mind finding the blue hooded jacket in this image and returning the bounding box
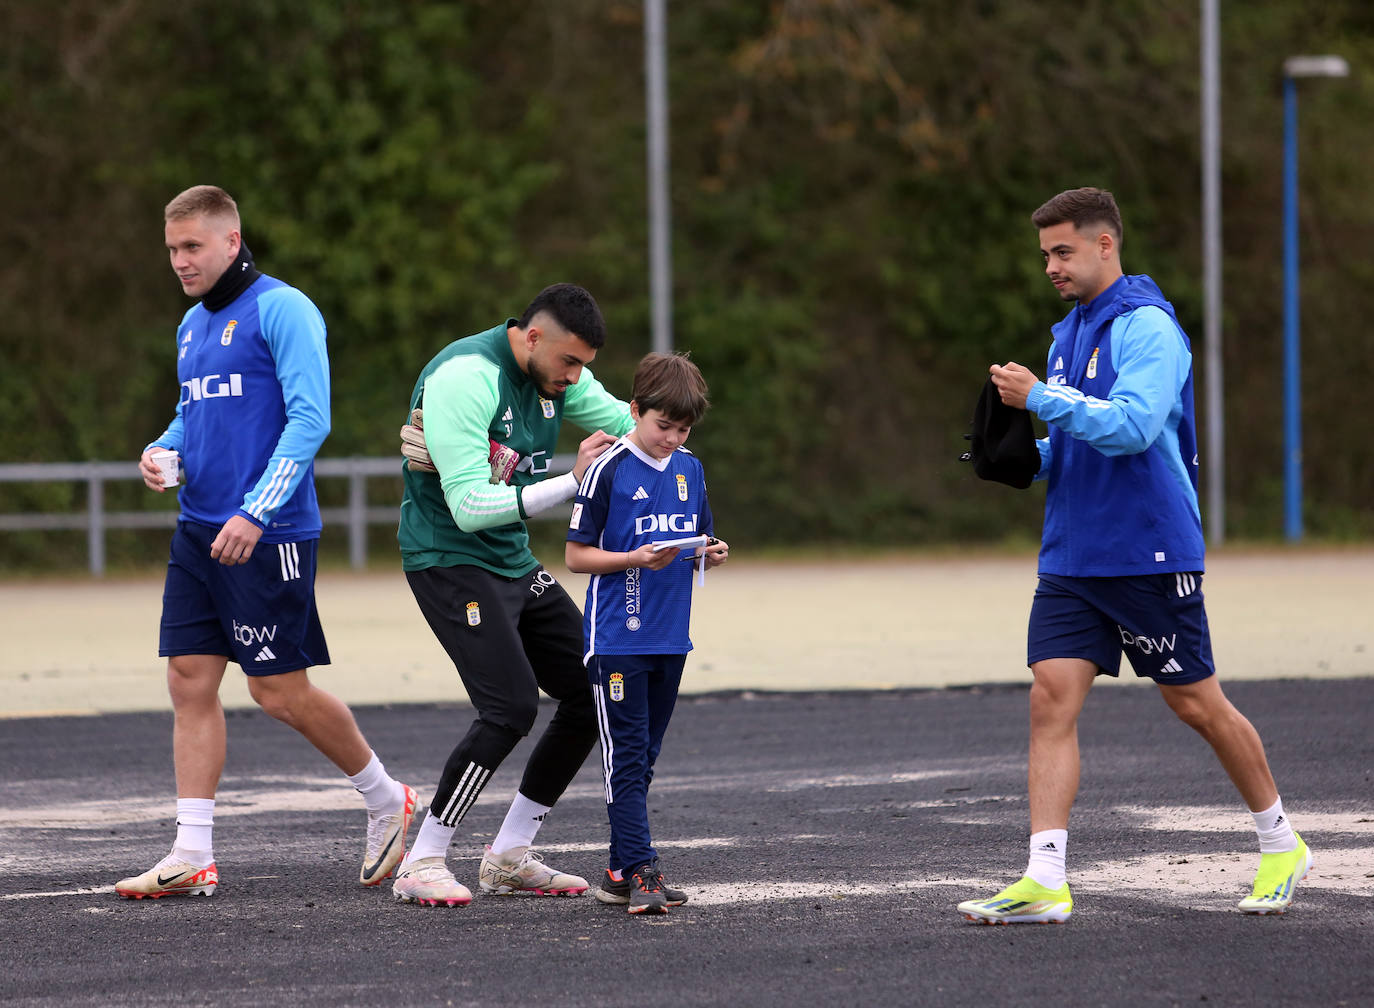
[1025,274,1204,577]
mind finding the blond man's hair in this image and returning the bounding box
[164,185,240,229]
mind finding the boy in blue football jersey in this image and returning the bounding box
[565,352,729,914]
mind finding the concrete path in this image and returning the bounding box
[2,547,1370,717]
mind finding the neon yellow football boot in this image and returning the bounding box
[958,875,1072,924]
[1238,833,1312,914]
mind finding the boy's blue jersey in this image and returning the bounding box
[148,275,330,542]
[567,439,713,661]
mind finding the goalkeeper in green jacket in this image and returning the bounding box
[391,283,634,907]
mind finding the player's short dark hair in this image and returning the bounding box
[631,352,710,426]
[1031,187,1123,245]
[518,283,607,348]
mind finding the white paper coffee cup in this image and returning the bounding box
[151,449,180,488]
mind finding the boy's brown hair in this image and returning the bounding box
[631,352,710,426]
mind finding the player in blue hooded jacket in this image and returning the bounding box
[115,186,415,900]
[958,187,1310,924]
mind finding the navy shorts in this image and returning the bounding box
[159,520,330,675]
[1027,572,1215,685]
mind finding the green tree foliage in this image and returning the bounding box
[2,0,1372,570]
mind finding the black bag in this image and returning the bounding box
[960,377,1040,489]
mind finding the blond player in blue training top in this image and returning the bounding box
[117,186,415,899]
[565,352,729,915]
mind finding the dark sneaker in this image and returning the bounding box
[594,862,687,907]
[627,865,668,915]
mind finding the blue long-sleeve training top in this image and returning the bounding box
[148,274,330,542]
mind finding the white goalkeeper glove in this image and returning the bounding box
[399,407,522,484]
[400,408,437,474]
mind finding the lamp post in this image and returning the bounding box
[1201,0,1223,543]
[1281,54,1348,541]
[645,0,672,354]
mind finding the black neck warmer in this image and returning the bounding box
[202,241,262,312]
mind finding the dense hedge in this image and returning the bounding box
[2,1,1371,570]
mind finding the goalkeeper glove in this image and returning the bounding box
[399,408,437,474]
[399,407,522,484]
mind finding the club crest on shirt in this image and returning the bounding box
[608,673,625,702]
[539,397,556,419]
[465,601,481,627]
[1086,346,1099,379]
[221,320,238,346]
[676,474,688,501]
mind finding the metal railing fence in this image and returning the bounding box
[0,456,571,576]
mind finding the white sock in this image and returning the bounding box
[347,752,403,816]
[1252,797,1297,854]
[490,792,553,855]
[406,810,457,865]
[173,798,215,865]
[1025,829,1068,889]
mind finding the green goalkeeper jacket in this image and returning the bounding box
[398,321,632,576]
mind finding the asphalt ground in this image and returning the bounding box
[1,679,1371,1008]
